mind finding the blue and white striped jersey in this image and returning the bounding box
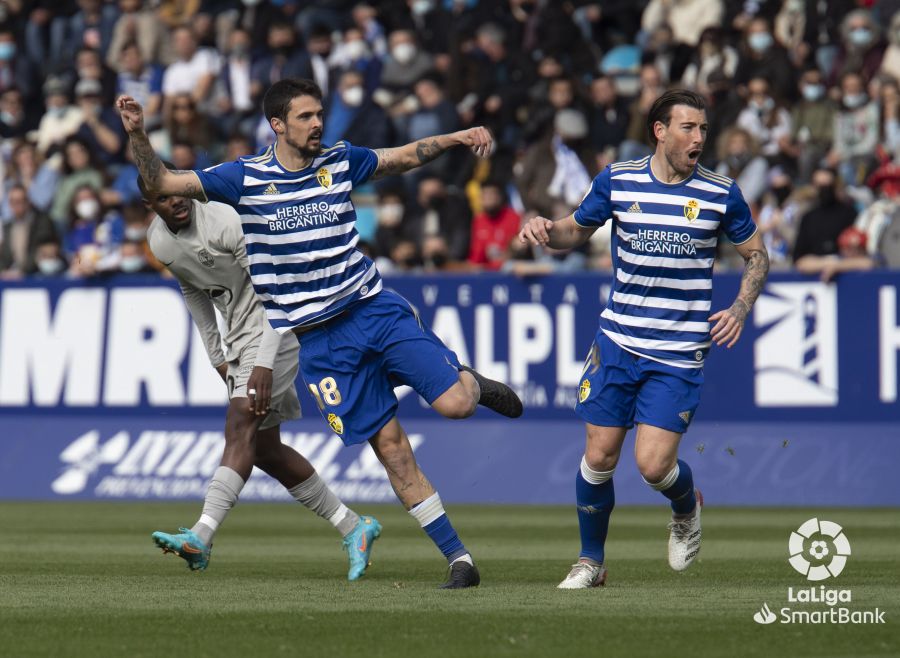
[195,141,381,333]
[575,156,758,368]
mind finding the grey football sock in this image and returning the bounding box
[191,466,245,545]
[288,473,360,538]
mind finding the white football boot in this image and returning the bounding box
[557,561,608,589]
[667,489,703,571]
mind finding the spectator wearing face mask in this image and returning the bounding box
[115,41,163,128]
[324,69,393,149]
[792,167,857,262]
[735,76,792,161]
[373,29,434,116]
[330,26,382,94]
[734,17,797,103]
[0,87,33,140]
[468,181,521,271]
[0,25,39,108]
[779,67,836,184]
[64,184,123,277]
[407,175,471,262]
[117,239,155,274]
[826,10,885,88]
[715,127,770,209]
[826,71,879,187]
[31,238,68,277]
[373,187,409,260]
[49,136,104,230]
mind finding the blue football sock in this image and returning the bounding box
[576,462,615,564]
[409,493,467,563]
[423,514,467,563]
[657,459,697,515]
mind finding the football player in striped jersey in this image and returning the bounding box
[520,89,769,589]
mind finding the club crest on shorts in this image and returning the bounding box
[197,248,214,268]
[316,167,332,188]
[684,198,700,222]
[327,413,343,435]
[578,379,591,403]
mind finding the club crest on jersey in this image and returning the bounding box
[327,413,343,435]
[578,379,591,403]
[684,199,700,222]
[316,167,332,188]
[197,249,214,268]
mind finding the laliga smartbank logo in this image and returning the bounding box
[753,518,885,626]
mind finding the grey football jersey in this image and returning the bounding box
[147,200,288,368]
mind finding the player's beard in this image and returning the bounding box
[665,143,701,179]
[285,132,322,160]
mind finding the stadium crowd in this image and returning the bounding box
[1,0,899,281]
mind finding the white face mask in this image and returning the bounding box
[344,39,368,61]
[75,198,100,220]
[341,85,364,107]
[391,43,417,65]
[120,255,146,273]
[378,202,404,226]
[412,0,434,16]
[125,226,147,242]
[37,258,64,275]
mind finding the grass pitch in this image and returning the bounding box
[0,503,897,658]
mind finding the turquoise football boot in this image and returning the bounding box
[342,516,382,581]
[152,527,211,571]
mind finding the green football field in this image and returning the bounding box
[0,502,896,658]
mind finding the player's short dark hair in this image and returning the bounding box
[263,78,323,123]
[137,160,176,199]
[646,89,706,146]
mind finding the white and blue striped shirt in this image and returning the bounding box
[195,141,381,333]
[575,157,758,368]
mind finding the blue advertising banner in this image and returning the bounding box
[0,273,897,504]
[0,416,895,505]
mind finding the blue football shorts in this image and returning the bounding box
[574,330,704,434]
[297,289,462,445]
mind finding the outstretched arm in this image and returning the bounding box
[116,95,205,200]
[372,126,493,179]
[518,214,597,250]
[709,231,769,348]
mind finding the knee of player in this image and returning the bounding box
[435,386,477,419]
[225,406,259,444]
[638,460,676,487]
[583,450,618,473]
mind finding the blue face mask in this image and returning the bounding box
[849,27,872,47]
[0,42,16,61]
[748,32,773,52]
[802,84,825,101]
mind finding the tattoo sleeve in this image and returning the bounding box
[373,137,450,178]
[129,131,204,200]
[730,248,770,324]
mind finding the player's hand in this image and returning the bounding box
[115,95,145,133]
[246,366,272,416]
[518,215,554,246]
[215,363,228,383]
[455,126,493,158]
[709,300,749,348]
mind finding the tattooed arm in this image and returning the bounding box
[115,95,205,200]
[372,126,493,179]
[709,231,769,348]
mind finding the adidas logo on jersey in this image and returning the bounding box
[263,183,279,195]
[627,201,642,214]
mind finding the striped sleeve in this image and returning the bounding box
[574,166,612,227]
